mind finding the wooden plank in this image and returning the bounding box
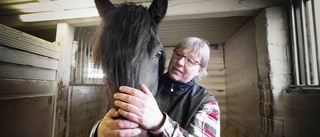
[0,24,58,51]
[200,76,225,83]
[198,82,226,91]
[0,96,54,136]
[207,69,225,76]
[0,78,56,95]
[209,58,224,64]
[0,0,34,4]
[206,63,224,69]
[0,93,55,100]
[0,46,58,70]
[0,33,58,54]
[0,36,59,59]
[0,63,56,80]
[0,24,59,59]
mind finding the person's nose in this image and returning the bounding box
[177,56,185,66]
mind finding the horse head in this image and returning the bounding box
[93,0,167,109]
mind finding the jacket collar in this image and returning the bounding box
[162,73,195,95]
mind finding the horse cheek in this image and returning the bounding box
[140,58,158,94]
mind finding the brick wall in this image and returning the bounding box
[255,7,290,136]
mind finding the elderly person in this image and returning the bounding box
[92,37,220,137]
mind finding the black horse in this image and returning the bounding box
[93,0,167,109]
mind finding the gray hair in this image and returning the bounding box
[174,37,210,79]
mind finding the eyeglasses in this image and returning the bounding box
[172,49,201,66]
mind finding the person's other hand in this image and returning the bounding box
[114,84,165,130]
[97,108,142,137]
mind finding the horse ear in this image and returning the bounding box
[148,0,168,24]
[95,0,115,17]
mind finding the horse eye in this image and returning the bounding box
[154,51,162,60]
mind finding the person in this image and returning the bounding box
[90,37,220,137]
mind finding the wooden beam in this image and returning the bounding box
[0,24,59,59]
[0,0,286,29]
[0,78,55,98]
[0,46,58,70]
[0,0,35,4]
[0,63,57,80]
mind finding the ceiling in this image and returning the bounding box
[0,0,285,46]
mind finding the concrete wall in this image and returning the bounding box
[283,89,320,136]
[224,18,261,137]
[224,6,290,137]
[255,7,290,137]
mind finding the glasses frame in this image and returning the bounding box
[172,49,202,67]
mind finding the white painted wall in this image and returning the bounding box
[255,6,290,136]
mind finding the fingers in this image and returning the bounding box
[115,85,153,106]
[98,109,142,137]
[99,126,142,137]
[115,87,144,110]
[101,108,139,129]
[106,108,119,118]
[140,84,153,97]
[117,108,143,124]
[108,128,142,137]
[118,86,146,98]
[114,100,140,113]
[114,85,160,129]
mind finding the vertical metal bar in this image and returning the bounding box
[311,0,320,85]
[290,2,300,85]
[88,33,92,80]
[306,0,319,85]
[84,30,88,83]
[296,0,307,85]
[89,33,92,80]
[83,30,87,83]
[300,0,311,85]
[79,28,85,83]
[74,28,80,84]
[70,41,78,84]
[76,28,82,84]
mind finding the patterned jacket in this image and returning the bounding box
[150,73,220,137]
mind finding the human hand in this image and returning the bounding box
[97,108,142,137]
[114,84,165,130]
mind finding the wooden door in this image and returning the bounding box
[0,24,59,137]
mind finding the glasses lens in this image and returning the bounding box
[185,57,195,66]
[173,51,182,59]
[173,50,200,66]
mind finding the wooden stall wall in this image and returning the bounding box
[66,27,108,137]
[0,24,59,137]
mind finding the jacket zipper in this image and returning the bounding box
[170,83,174,92]
[164,83,174,112]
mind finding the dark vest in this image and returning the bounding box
[155,73,216,129]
